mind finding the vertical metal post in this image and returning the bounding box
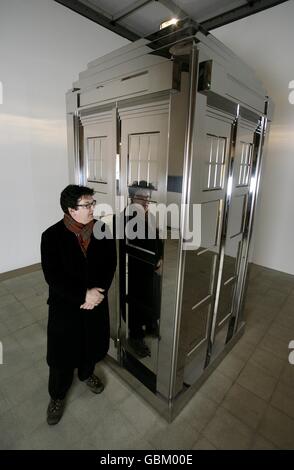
[169,42,199,405]
[205,106,239,364]
[232,114,267,334]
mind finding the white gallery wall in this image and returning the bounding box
[213,0,294,275]
[0,0,128,273]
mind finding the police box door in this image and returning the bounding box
[118,99,169,387]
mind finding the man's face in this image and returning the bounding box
[133,194,150,213]
[69,195,95,225]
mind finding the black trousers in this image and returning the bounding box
[49,363,95,400]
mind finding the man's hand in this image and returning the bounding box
[80,301,96,310]
[80,288,105,310]
[86,287,105,304]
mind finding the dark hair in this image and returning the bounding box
[60,184,94,214]
[128,180,155,199]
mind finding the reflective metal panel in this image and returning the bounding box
[180,200,220,363]
[118,100,169,388]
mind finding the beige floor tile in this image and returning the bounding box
[0,336,33,382]
[1,364,46,406]
[95,363,133,406]
[266,279,294,295]
[0,300,26,318]
[245,290,286,313]
[0,391,11,417]
[0,409,24,449]
[30,304,48,321]
[38,318,48,332]
[192,435,216,450]
[13,387,49,435]
[275,308,294,329]
[121,437,154,450]
[0,284,9,297]
[119,393,166,437]
[85,409,141,450]
[202,407,254,449]
[197,370,233,404]
[23,414,87,450]
[177,391,218,432]
[69,436,97,450]
[245,306,276,327]
[230,337,256,362]
[82,436,150,452]
[0,320,10,339]
[249,347,285,379]
[146,419,199,450]
[274,320,294,336]
[0,294,18,308]
[215,353,246,381]
[6,437,38,450]
[263,288,288,307]
[258,268,292,283]
[242,325,268,346]
[68,389,114,435]
[249,434,277,450]
[222,383,267,429]
[247,279,272,296]
[259,406,294,449]
[237,361,277,401]
[33,358,49,382]
[267,323,294,343]
[248,264,262,280]
[280,364,294,388]
[259,333,289,361]
[14,287,38,301]
[2,307,36,333]
[12,323,46,362]
[283,293,294,306]
[32,283,48,297]
[20,294,47,310]
[271,382,294,420]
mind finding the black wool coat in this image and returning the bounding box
[41,219,117,368]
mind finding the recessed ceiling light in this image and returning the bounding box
[160,18,179,30]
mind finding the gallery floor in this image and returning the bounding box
[0,264,294,450]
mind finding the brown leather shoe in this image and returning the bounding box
[47,398,65,425]
[86,374,104,394]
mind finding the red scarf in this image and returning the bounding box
[64,213,94,257]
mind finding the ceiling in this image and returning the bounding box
[54,0,288,40]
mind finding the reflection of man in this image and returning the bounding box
[41,185,116,425]
[123,181,163,358]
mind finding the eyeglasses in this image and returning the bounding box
[76,199,96,210]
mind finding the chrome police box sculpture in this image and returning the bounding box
[66,19,270,420]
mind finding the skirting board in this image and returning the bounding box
[0,263,42,281]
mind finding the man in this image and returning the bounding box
[121,181,163,358]
[41,185,116,425]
